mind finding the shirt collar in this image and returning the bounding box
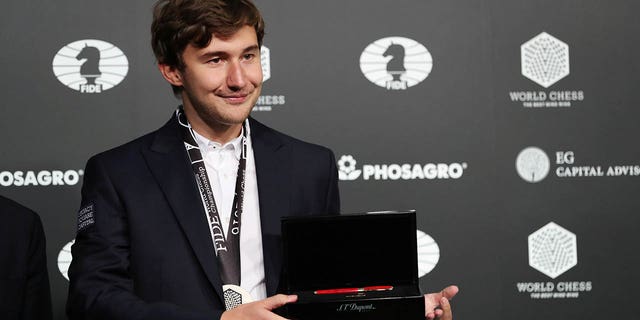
[191,120,250,160]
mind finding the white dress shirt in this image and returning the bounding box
[192,121,267,301]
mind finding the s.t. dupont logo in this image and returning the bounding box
[337,303,376,313]
[52,39,129,93]
[360,37,433,90]
[515,147,550,183]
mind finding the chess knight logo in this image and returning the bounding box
[52,39,129,93]
[360,37,433,90]
[521,32,570,88]
[528,222,578,279]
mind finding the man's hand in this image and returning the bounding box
[424,285,458,320]
[220,294,297,320]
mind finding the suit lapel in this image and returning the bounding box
[141,116,225,301]
[250,118,291,296]
[140,115,290,300]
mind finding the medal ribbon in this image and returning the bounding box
[176,107,248,309]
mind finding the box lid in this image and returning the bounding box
[280,211,419,293]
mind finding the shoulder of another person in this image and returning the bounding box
[0,196,39,225]
[0,196,43,246]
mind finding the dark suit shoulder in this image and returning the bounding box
[0,195,45,272]
[249,117,334,155]
[0,195,39,228]
[83,115,182,174]
[87,128,159,164]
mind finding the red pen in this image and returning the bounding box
[313,285,394,295]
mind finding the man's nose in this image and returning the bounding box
[226,60,246,90]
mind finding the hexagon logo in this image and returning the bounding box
[260,46,270,82]
[528,222,577,279]
[521,32,569,88]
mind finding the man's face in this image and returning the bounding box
[165,25,262,132]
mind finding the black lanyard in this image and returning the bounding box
[177,107,247,287]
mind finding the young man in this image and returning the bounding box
[67,1,456,319]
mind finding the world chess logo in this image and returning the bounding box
[528,222,577,279]
[360,37,433,90]
[521,32,570,88]
[516,147,550,183]
[260,46,270,82]
[52,39,129,93]
[337,155,362,181]
[224,288,243,310]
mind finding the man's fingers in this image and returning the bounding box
[424,286,458,319]
[440,285,459,300]
[262,294,298,310]
[439,297,452,320]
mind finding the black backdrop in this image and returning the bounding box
[2,1,639,319]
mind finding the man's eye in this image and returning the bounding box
[208,58,222,64]
[243,54,255,60]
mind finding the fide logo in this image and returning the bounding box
[516,147,550,183]
[360,37,433,90]
[528,222,577,279]
[58,240,74,280]
[417,230,440,277]
[337,155,362,180]
[521,32,569,88]
[260,46,270,82]
[52,39,129,93]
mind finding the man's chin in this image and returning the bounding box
[215,109,253,126]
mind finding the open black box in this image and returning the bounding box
[276,211,425,319]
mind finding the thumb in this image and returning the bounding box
[262,294,298,310]
[441,285,459,300]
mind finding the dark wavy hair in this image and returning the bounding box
[151,0,265,93]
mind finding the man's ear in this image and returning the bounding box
[158,63,183,87]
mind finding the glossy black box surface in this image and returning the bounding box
[277,211,425,319]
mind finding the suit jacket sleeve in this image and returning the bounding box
[66,156,221,320]
[22,212,53,320]
[0,197,52,320]
[325,150,340,215]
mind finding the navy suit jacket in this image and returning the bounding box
[67,115,340,320]
[0,196,52,320]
